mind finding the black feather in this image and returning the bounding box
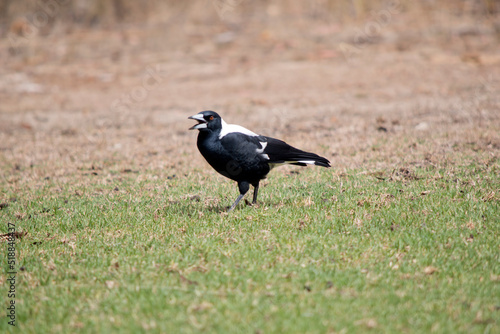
[263,137,331,168]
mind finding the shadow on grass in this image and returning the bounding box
[162,198,288,216]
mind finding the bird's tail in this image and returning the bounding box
[283,151,331,168]
[264,138,331,168]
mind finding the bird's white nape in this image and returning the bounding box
[219,119,259,139]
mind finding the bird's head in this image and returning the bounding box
[188,111,222,131]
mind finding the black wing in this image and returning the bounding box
[220,132,330,168]
[262,137,331,167]
[219,133,268,162]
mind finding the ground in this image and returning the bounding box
[0,2,499,333]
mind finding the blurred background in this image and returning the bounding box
[0,0,499,178]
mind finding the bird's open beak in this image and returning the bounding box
[188,114,207,130]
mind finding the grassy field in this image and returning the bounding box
[1,0,500,332]
[1,152,499,333]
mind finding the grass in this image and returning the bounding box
[1,156,499,333]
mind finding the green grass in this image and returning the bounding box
[1,160,499,333]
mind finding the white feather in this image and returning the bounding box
[219,119,259,139]
[269,160,316,169]
[256,141,268,153]
[296,160,316,165]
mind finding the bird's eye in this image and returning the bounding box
[209,116,214,121]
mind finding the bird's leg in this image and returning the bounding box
[228,181,249,212]
[228,194,245,212]
[252,182,260,204]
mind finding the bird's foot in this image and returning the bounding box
[244,199,259,207]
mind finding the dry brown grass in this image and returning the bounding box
[0,1,499,196]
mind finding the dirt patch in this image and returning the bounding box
[0,3,499,194]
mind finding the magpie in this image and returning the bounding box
[189,111,331,212]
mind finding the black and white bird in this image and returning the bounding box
[189,111,331,211]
